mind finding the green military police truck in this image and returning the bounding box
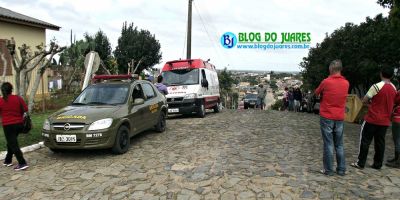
[42,75,167,154]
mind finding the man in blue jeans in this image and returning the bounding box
[315,60,349,176]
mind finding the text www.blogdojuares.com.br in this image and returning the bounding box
[236,43,310,50]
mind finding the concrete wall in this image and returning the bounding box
[0,21,50,96]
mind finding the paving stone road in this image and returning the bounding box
[1,110,400,199]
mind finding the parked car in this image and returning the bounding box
[42,75,167,154]
[243,93,258,109]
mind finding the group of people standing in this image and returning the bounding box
[316,59,400,176]
[282,87,304,112]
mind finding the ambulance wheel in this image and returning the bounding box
[112,126,130,154]
[213,102,220,113]
[198,102,206,118]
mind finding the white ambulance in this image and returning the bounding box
[161,59,221,117]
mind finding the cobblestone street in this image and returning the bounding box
[1,110,400,199]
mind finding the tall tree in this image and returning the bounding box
[58,39,89,92]
[7,38,65,111]
[377,0,400,31]
[218,68,236,108]
[301,13,400,95]
[84,30,112,62]
[27,41,65,111]
[114,22,162,74]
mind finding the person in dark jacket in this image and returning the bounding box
[288,88,294,111]
[293,87,302,112]
[0,82,29,171]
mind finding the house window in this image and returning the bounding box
[0,39,13,76]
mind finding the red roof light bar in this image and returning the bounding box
[92,74,134,81]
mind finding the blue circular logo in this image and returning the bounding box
[220,32,237,49]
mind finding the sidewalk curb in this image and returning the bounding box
[0,141,45,161]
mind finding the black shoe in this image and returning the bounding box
[387,152,399,163]
[386,161,400,168]
[387,158,396,163]
[370,164,381,170]
[337,171,346,176]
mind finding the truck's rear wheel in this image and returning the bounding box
[213,102,220,113]
[198,102,206,118]
[112,126,130,154]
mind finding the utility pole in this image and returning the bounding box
[186,0,193,59]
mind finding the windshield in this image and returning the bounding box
[72,84,129,105]
[162,69,199,86]
[245,94,257,99]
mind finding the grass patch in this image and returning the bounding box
[1,93,76,152]
[0,112,54,151]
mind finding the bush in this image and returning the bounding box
[271,99,284,111]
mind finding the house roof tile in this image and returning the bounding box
[0,7,60,30]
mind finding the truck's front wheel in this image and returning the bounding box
[197,102,206,118]
[112,126,130,154]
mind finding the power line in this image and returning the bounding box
[193,2,226,65]
[197,4,234,67]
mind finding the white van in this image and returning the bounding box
[161,59,221,117]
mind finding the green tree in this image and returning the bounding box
[84,30,112,62]
[114,22,162,74]
[218,68,235,92]
[377,0,400,28]
[270,80,278,90]
[218,68,236,108]
[58,39,90,92]
[300,13,400,95]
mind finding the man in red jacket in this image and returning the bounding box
[352,67,397,170]
[315,60,349,176]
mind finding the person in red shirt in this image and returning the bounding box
[315,59,349,176]
[387,90,400,168]
[0,82,29,171]
[351,67,397,170]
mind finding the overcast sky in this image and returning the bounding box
[1,0,389,71]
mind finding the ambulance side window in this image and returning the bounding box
[201,69,209,88]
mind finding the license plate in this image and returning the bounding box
[168,108,179,113]
[56,135,77,143]
[250,102,255,105]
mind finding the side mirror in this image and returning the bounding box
[201,79,209,88]
[132,98,145,106]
